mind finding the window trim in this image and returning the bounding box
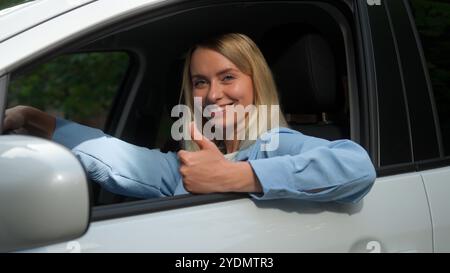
[384,0,415,163]
[376,156,450,177]
[91,193,247,222]
[0,74,9,133]
[376,162,417,178]
[354,0,380,167]
[416,157,450,171]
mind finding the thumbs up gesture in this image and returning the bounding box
[178,122,229,193]
[177,122,262,194]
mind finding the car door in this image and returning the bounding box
[1,0,434,253]
[406,0,450,252]
[421,167,450,252]
[21,175,430,253]
[377,0,450,253]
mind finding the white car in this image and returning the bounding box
[0,0,449,253]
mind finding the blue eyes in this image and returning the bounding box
[223,75,235,81]
[193,80,206,88]
[193,75,235,88]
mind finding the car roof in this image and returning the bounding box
[0,0,97,43]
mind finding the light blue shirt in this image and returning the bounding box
[52,118,376,203]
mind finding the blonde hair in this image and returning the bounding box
[181,33,288,152]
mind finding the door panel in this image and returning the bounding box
[421,166,450,252]
[26,174,432,252]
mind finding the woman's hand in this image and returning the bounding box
[3,106,27,134]
[178,123,262,194]
[3,105,56,139]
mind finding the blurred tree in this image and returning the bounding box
[0,0,31,10]
[8,52,130,129]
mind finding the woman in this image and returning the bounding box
[3,33,376,203]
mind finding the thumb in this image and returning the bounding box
[190,122,218,151]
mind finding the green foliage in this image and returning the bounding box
[411,0,450,154]
[0,0,31,10]
[8,52,129,127]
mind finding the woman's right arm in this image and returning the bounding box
[3,105,181,199]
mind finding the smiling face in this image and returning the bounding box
[190,47,254,129]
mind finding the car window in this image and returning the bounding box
[410,0,450,157]
[7,52,129,130]
[367,3,413,166]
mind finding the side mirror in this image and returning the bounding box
[0,135,90,252]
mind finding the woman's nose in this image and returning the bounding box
[206,81,223,104]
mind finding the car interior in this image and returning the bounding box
[14,2,356,206]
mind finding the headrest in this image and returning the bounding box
[271,33,337,114]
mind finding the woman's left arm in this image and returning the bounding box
[246,130,377,203]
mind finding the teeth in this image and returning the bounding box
[222,103,235,108]
[209,106,223,113]
[210,103,235,113]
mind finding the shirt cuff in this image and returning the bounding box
[247,156,297,200]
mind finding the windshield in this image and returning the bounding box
[0,0,34,12]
